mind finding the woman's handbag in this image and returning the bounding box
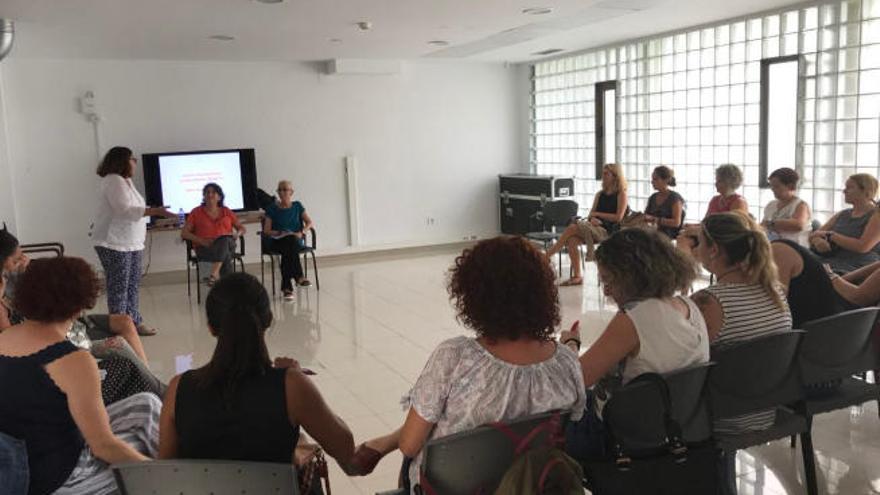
[295,443,331,495]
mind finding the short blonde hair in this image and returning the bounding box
[715,164,743,191]
[849,173,878,200]
[277,180,293,192]
[603,163,627,193]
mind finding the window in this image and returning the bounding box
[595,81,619,178]
[531,1,880,221]
[760,56,800,186]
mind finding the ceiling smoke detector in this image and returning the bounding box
[356,21,373,31]
[209,35,236,41]
[522,7,553,15]
[427,40,450,46]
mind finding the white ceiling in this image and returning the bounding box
[0,0,809,64]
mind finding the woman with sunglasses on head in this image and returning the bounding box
[92,146,176,336]
[263,181,314,301]
[181,183,247,286]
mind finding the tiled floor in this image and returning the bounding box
[120,245,880,494]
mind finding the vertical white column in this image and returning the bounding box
[0,65,18,232]
[345,155,360,246]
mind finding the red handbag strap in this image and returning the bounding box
[537,458,565,493]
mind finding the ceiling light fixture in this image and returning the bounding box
[532,48,564,56]
[254,0,285,4]
[329,38,342,43]
[209,35,236,41]
[522,7,553,15]
[427,40,449,46]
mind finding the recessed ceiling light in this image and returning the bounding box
[532,48,564,56]
[522,7,553,15]
[254,0,285,4]
[428,40,450,47]
[209,35,236,41]
[329,38,343,43]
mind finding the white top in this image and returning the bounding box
[403,336,586,491]
[90,174,148,251]
[763,197,809,247]
[621,297,710,384]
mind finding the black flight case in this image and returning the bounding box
[499,174,575,235]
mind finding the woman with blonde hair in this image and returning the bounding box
[689,211,792,434]
[809,173,880,273]
[262,180,314,301]
[546,163,629,286]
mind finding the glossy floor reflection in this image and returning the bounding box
[118,246,879,494]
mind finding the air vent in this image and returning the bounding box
[532,48,564,56]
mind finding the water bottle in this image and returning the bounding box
[177,208,186,228]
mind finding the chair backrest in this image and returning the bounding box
[541,200,579,230]
[419,411,563,495]
[603,362,714,451]
[112,460,299,495]
[20,242,64,258]
[799,307,880,385]
[708,330,805,419]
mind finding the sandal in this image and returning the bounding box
[296,278,312,287]
[560,278,583,287]
[347,443,383,476]
[136,323,158,336]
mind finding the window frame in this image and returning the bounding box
[759,54,802,187]
[595,80,619,179]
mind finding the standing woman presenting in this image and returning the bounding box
[91,147,175,336]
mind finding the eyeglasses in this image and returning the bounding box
[277,188,293,193]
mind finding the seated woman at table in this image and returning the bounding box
[181,183,246,285]
[644,165,685,239]
[263,180,314,301]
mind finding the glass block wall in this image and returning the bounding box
[531,0,880,222]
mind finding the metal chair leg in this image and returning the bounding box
[311,252,320,290]
[800,428,819,495]
[186,261,191,298]
[195,261,201,305]
[270,255,276,295]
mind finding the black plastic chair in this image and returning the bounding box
[525,200,579,277]
[259,227,320,295]
[408,411,565,495]
[185,236,245,304]
[20,241,65,258]
[582,363,719,495]
[795,307,880,435]
[707,330,817,495]
[113,459,299,495]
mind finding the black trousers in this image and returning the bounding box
[269,236,305,291]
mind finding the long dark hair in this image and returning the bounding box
[0,225,19,269]
[194,273,273,401]
[201,182,225,207]
[97,146,133,178]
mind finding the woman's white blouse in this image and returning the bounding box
[90,174,147,251]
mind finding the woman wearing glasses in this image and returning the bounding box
[263,181,314,301]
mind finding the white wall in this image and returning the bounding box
[0,58,523,271]
[0,66,17,233]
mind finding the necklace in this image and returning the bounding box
[714,267,742,283]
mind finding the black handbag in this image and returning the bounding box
[582,373,721,495]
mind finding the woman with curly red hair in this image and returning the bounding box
[0,257,159,494]
[350,236,586,491]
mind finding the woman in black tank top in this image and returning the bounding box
[159,273,360,475]
[771,240,851,328]
[546,164,629,286]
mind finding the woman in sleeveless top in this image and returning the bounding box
[546,163,629,286]
[159,273,359,476]
[644,165,685,239]
[0,257,159,495]
[559,228,709,459]
[690,212,793,434]
[677,164,749,254]
[810,173,880,273]
[762,168,811,247]
[773,240,880,323]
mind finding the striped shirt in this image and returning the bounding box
[700,282,793,435]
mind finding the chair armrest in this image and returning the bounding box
[21,242,65,257]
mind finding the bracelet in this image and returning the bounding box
[562,337,582,350]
